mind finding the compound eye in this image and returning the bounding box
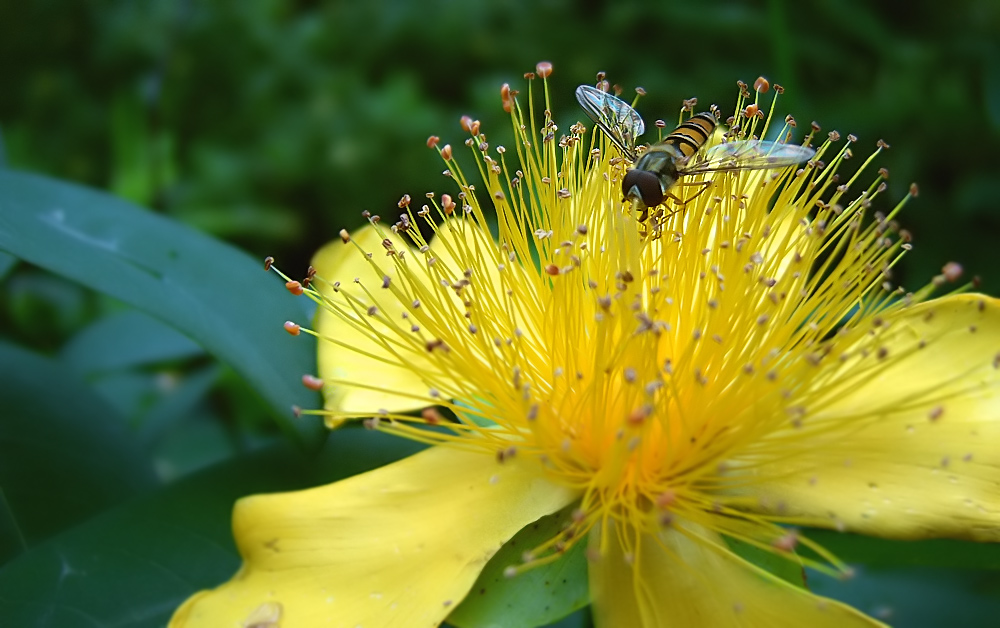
[622,170,666,207]
[639,173,666,207]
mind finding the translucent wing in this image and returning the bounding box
[682,140,815,175]
[575,84,645,160]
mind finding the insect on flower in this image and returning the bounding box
[575,83,815,222]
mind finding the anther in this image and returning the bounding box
[909,182,919,197]
[263,256,274,270]
[283,321,301,336]
[441,144,453,161]
[421,408,442,425]
[694,368,708,385]
[535,61,553,78]
[773,531,799,552]
[427,136,440,148]
[285,281,304,296]
[500,83,513,112]
[754,76,770,93]
[941,262,963,282]
[302,374,323,391]
[425,339,448,352]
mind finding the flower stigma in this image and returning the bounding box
[271,62,978,586]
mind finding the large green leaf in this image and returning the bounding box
[0,429,425,628]
[808,565,1000,626]
[0,170,320,445]
[0,250,16,281]
[0,342,157,555]
[725,536,807,588]
[448,505,590,628]
[804,531,1000,625]
[0,491,25,566]
[807,530,1000,570]
[60,309,203,374]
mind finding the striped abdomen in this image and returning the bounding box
[662,112,717,159]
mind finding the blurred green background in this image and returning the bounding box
[1,0,1000,626]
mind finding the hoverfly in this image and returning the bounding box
[575,84,815,222]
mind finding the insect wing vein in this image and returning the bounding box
[575,85,644,159]
[684,140,815,174]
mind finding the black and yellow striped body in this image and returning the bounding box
[623,112,717,211]
[661,112,717,159]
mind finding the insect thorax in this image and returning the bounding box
[633,143,683,191]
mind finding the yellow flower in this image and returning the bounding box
[172,64,1000,627]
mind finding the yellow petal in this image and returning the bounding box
[588,519,884,628]
[313,225,430,415]
[313,221,521,420]
[171,445,578,627]
[746,294,1000,540]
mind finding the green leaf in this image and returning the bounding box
[0,342,157,552]
[60,310,203,374]
[0,429,424,628]
[0,490,26,566]
[725,536,807,588]
[807,530,1000,570]
[135,364,222,445]
[0,250,16,281]
[804,532,1000,625]
[0,170,320,446]
[448,505,589,628]
[808,565,1000,626]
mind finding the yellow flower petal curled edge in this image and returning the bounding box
[170,446,577,626]
[172,67,1000,627]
